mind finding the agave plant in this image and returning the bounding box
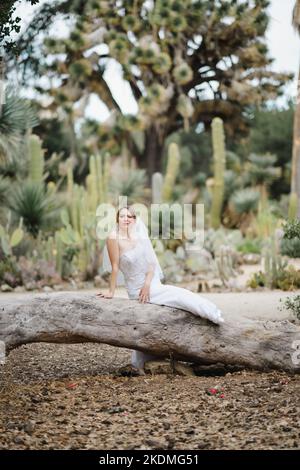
[8,181,61,237]
[109,168,147,201]
[0,87,38,162]
[245,153,281,187]
[229,188,260,215]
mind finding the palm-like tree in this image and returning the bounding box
[291,1,300,218]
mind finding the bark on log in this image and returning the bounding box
[0,292,299,373]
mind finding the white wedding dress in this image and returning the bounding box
[118,238,224,369]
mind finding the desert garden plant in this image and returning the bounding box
[8,181,61,237]
[280,218,300,258]
[281,294,300,321]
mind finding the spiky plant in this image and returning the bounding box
[8,182,61,237]
[0,87,38,162]
[0,176,10,206]
[230,188,260,215]
[246,153,281,187]
[109,168,147,201]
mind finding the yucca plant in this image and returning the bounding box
[0,87,38,162]
[8,182,61,237]
[0,176,10,206]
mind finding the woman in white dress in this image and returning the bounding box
[97,205,224,372]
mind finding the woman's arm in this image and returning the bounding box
[139,263,156,303]
[97,236,120,299]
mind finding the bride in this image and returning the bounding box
[97,205,224,372]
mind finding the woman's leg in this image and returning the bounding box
[149,283,224,325]
[128,290,163,370]
[131,350,159,369]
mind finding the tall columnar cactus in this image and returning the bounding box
[55,231,63,276]
[70,184,82,234]
[152,172,163,203]
[162,143,181,202]
[263,235,287,289]
[67,161,74,197]
[210,118,226,230]
[86,153,110,211]
[95,153,103,203]
[45,236,55,262]
[288,192,298,221]
[28,134,45,183]
[103,153,110,203]
[88,155,99,212]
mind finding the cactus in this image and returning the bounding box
[67,162,74,196]
[55,231,63,276]
[69,184,84,236]
[95,153,104,203]
[263,235,288,289]
[288,192,298,221]
[215,245,238,286]
[152,172,163,203]
[0,213,24,257]
[0,224,24,257]
[210,117,226,230]
[28,134,45,183]
[45,236,54,262]
[77,240,89,274]
[162,143,181,201]
[88,155,99,212]
[103,153,110,203]
[86,153,110,211]
[47,181,56,195]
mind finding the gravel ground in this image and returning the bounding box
[0,342,299,450]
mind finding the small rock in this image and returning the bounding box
[185,428,195,435]
[14,286,25,293]
[1,283,13,292]
[53,284,65,291]
[43,286,53,292]
[24,421,35,435]
[242,254,261,265]
[25,282,36,291]
[13,436,24,445]
[144,438,167,449]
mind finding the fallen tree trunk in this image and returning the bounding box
[0,292,299,372]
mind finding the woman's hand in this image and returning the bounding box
[139,283,150,303]
[96,292,113,299]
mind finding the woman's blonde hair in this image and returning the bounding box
[116,205,136,223]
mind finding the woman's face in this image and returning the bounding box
[118,208,136,230]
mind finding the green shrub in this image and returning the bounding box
[8,182,61,237]
[281,295,300,321]
[237,238,262,254]
[280,238,300,258]
[280,219,300,258]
